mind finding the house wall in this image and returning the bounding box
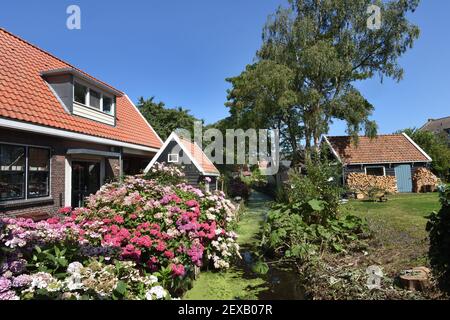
[0,128,122,219]
[155,140,218,191]
[343,162,429,187]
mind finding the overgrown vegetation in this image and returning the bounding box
[262,162,369,264]
[427,185,450,292]
[227,177,251,201]
[399,128,450,180]
[260,161,446,299]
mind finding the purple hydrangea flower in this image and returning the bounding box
[0,290,19,300]
[12,274,32,288]
[0,262,8,274]
[9,259,27,274]
[0,277,12,293]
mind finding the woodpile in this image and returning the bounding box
[347,173,398,196]
[413,168,440,193]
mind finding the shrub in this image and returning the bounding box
[426,185,450,292]
[228,177,250,200]
[144,162,186,186]
[0,164,240,300]
[285,162,343,224]
[262,161,368,263]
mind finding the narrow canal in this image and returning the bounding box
[183,191,305,300]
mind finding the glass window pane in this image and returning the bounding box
[28,148,50,198]
[90,89,101,109]
[28,172,49,198]
[0,144,25,201]
[0,144,25,171]
[103,96,113,114]
[168,154,179,163]
[28,148,50,171]
[366,167,384,176]
[0,172,25,201]
[74,82,87,104]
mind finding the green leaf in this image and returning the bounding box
[252,261,269,275]
[57,257,68,267]
[115,281,127,296]
[308,199,325,212]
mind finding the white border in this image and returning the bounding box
[124,95,164,145]
[402,132,433,162]
[322,135,342,163]
[0,118,159,153]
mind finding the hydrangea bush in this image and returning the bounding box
[0,164,240,300]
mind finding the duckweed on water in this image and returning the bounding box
[183,269,267,300]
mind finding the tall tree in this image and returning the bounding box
[226,0,420,163]
[137,97,199,141]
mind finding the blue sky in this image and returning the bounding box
[0,0,448,135]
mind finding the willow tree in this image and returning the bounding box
[226,0,420,162]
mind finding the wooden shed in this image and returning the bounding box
[323,133,432,193]
[145,132,220,191]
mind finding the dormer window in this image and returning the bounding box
[103,96,113,114]
[89,89,101,109]
[73,81,115,115]
[42,68,121,126]
[74,82,88,105]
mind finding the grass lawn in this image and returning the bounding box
[340,193,441,275]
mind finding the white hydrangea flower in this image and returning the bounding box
[65,274,83,291]
[67,262,83,274]
[148,275,158,285]
[146,286,167,300]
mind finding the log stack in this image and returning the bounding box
[347,173,398,196]
[413,168,440,193]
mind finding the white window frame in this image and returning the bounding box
[0,141,51,202]
[168,154,179,163]
[73,80,115,116]
[364,166,386,177]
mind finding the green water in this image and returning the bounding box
[183,191,305,300]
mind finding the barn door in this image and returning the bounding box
[395,164,412,193]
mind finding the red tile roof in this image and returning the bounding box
[325,134,431,165]
[0,28,162,150]
[178,136,220,175]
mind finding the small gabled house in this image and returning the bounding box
[323,133,432,193]
[0,28,162,218]
[145,132,220,191]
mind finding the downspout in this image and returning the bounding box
[119,149,123,182]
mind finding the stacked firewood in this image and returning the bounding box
[347,173,398,196]
[413,168,440,193]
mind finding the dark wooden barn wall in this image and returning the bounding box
[343,162,429,182]
[155,140,218,191]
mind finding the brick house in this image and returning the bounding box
[420,116,450,146]
[0,28,162,219]
[323,134,432,193]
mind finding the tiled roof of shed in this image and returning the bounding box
[325,134,431,164]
